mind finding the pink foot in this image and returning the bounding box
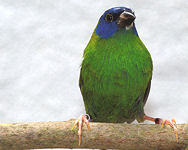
[72,114,90,145]
[144,115,178,143]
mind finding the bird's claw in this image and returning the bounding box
[144,115,178,143]
[160,118,178,143]
[72,114,90,146]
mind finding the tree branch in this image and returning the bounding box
[0,119,187,150]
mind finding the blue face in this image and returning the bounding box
[95,7,138,39]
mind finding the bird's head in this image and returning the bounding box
[95,7,138,39]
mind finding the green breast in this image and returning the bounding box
[80,29,153,123]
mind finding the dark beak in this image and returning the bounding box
[117,11,136,28]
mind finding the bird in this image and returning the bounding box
[72,6,177,145]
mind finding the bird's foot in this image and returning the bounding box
[72,114,90,146]
[159,118,178,143]
[144,115,178,143]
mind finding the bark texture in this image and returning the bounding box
[0,119,187,150]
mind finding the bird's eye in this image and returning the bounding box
[105,13,113,22]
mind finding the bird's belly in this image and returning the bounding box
[82,64,149,123]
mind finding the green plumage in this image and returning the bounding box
[79,23,153,123]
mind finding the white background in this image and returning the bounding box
[0,0,187,147]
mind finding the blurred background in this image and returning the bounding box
[0,0,187,135]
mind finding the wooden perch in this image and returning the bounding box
[0,119,187,150]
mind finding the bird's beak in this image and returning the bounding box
[117,11,136,28]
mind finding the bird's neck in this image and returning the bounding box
[88,27,141,53]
